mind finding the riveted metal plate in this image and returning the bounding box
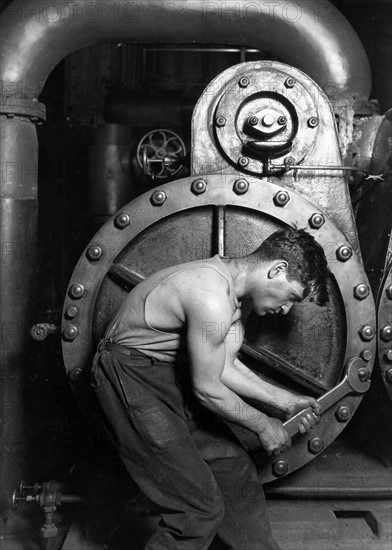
[214,67,318,175]
[62,174,375,483]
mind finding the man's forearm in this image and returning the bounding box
[195,382,270,434]
[221,357,298,412]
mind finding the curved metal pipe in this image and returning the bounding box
[1,0,371,101]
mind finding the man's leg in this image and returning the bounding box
[91,348,225,550]
[188,412,280,550]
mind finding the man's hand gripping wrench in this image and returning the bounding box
[283,357,371,438]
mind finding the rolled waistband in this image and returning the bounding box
[98,339,152,360]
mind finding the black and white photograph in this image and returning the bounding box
[1,1,391,548]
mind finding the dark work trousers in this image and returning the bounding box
[91,340,280,550]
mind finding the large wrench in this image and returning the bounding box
[283,357,371,438]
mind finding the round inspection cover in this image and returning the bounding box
[62,174,375,482]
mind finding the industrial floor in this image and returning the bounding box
[1,437,391,550]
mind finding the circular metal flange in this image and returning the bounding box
[213,67,319,175]
[377,262,392,401]
[62,174,375,483]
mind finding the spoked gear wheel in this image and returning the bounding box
[136,128,187,181]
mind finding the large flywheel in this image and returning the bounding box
[62,173,375,483]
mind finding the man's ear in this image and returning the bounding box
[267,260,288,279]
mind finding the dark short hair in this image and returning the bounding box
[245,228,329,306]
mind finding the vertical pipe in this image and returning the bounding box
[0,115,39,510]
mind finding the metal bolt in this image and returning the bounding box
[358,368,370,382]
[386,284,392,299]
[361,349,373,362]
[215,116,226,127]
[284,77,295,88]
[384,350,392,362]
[380,325,392,342]
[86,245,103,261]
[307,117,319,128]
[248,116,259,126]
[233,179,249,195]
[336,245,352,262]
[62,325,78,341]
[354,283,369,300]
[191,179,207,195]
[114,212,130,229]
[278,115,287,125]
[238,156,249,168]
[308,437,324,454]
[68,367,84,383]
[65,305,78,319]
[272,460,288,477]
[150,190,167,206]
[309,213,325,229]
[385,368,392,384]
[273,190,290,207]
[359,325,375,342]
[239,76,250,88]
[262,114,274,127]
[336,405,351,422]
[68,284,85,299]
[284,156,296,168]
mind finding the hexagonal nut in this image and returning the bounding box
[384,350,392,362]
[308,437,324,454]
[238,156,249,168]
[233,179,249,195]
[359,325,375,342]
[272,460,288,477]
[360,349,373,362]
[380,325,392,342]
[238,76,250,88]
[354,283,369,300]
[86,245,103,261]
[273,190,290,207]
[309,213,325,229]
[307,117,319,128]
[191,179,207,195]
[335,405,351,422]
[336,245,352,262]
[114,212,130,229]
[68,367,84,383]
[68,283,85,299]
[62,324,78,341]
[385,368,392,384]
[284,77,295,88]
[65,305,79,319]
[215,116,226,127]
[386,284,392,300]
[150,190,167,206]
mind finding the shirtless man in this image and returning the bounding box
[92,227,329,550]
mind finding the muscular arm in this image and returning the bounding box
[221,312,321,433]
[185,289,291,455]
